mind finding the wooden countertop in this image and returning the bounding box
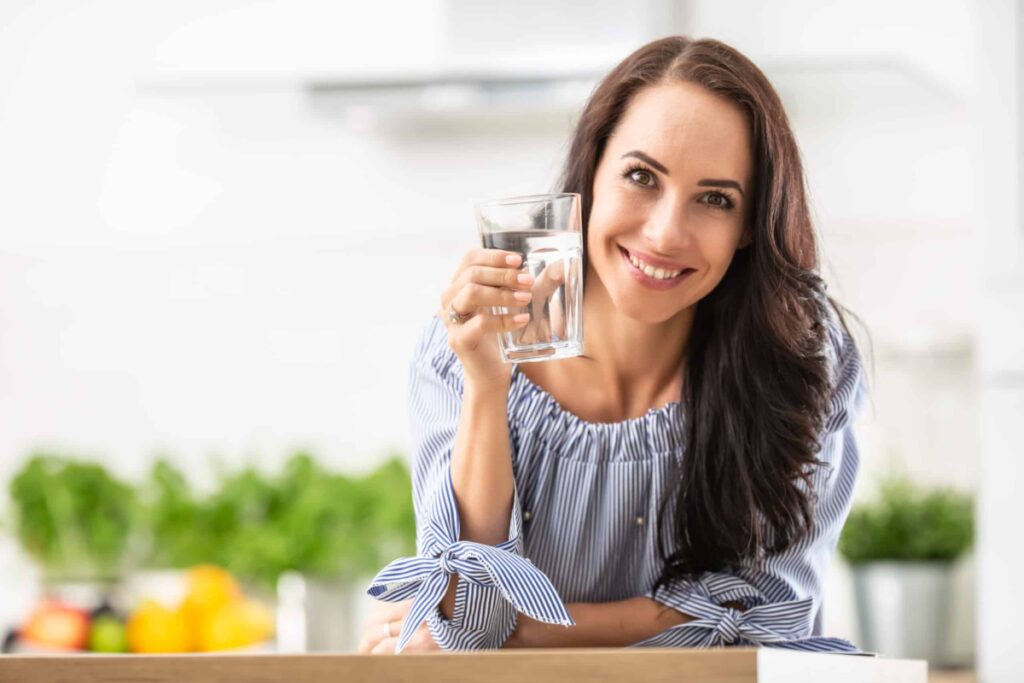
[0,647,927,683]
[928,672,976,683]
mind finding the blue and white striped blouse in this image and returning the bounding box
[369,305,868,655]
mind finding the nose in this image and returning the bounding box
[640,194,691,255]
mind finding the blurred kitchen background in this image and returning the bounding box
[0,1,1020,680]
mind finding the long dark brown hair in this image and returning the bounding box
[559,36,863,588]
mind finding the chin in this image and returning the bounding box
[612,293,691,325]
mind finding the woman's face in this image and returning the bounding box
[587,81,754,324]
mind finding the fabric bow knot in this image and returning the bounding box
[631,592,861,653]
[680,596,817,646]
[368,538,573,653]
[435,547,458,575]
[714,607,743,643]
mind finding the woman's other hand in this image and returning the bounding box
[357,599,442,654]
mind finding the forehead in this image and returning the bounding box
[606,81,753,182]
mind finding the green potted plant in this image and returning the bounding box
[7,453,139,584]
[838,476,973,664]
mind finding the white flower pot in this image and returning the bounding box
[851,560,955,665]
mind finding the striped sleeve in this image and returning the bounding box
[366,317,573,652]
[632,308,870,654]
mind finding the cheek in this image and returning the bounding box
[691,215,746,266]
[584,204,612,258]
[700,233,742,268]
[587,193,642,249]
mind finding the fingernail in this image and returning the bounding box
[513,291,532,302]
[506,254,522,266]
[517,273,534,285]
[513,313,530,323]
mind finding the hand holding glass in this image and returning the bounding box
[476,193,584,363]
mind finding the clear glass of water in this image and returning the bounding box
[476,193,584,363]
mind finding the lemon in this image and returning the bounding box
[181,565,242,650]
[126,600,190,653]
[197,599,275,652]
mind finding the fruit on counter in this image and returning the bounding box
[122,565,274,653]
[12,566,271,654]
[88,614,128,653]
[19,599,90,650]
[197,598,274,652]
[126,599,190,653]
[180,564,241,649]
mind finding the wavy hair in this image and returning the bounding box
[559,36,862,587]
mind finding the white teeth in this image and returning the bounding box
[626,250,684,280]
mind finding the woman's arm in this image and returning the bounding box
[437,376,517,619]
[504,598,746,648]
[367,318,572,653]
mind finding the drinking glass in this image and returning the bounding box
[476,193,584,363]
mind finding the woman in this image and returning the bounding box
[359,35,867,654]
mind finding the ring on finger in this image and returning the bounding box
[447,303,474,325]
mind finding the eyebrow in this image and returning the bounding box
[620,150,745,196]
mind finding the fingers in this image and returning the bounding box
[439,310,531,350]
[370,636,398,654]
[455,263,533,291]
[357,618,387,654]
[364,621,442,654]
[357,632,376,654]
[517,259,568,344]
[452,248,524,283]
[402,624,443,653]
[555,259,578,338]
[445,281,533,317]
[442,261,534,313]
[357,625,379,654]
[441,249,533,317]
[359,621,400,654]
[437,253,537,337]
[369,600,413,624]
[359,601,414,654]
[531,259,565,302]
[473,311,531,335]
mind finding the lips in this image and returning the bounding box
[618,245,695,290]
[619,246,691,272]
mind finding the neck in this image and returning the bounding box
[567,272,693,411]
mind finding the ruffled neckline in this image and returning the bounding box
[508,363,685,460]
[511,363,682,428]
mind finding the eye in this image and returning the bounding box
[700,191,735,210]
[623,165,656,188]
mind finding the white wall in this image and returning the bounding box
[973,3,1024,682]
[0,0,994,664]
[0,0,574,487]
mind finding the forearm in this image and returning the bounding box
[506,597,750,648]
[439,377,515,619]
[506,597,693,648]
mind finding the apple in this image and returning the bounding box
[20,599,90,651]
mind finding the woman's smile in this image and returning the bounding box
[617,245,696,291]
